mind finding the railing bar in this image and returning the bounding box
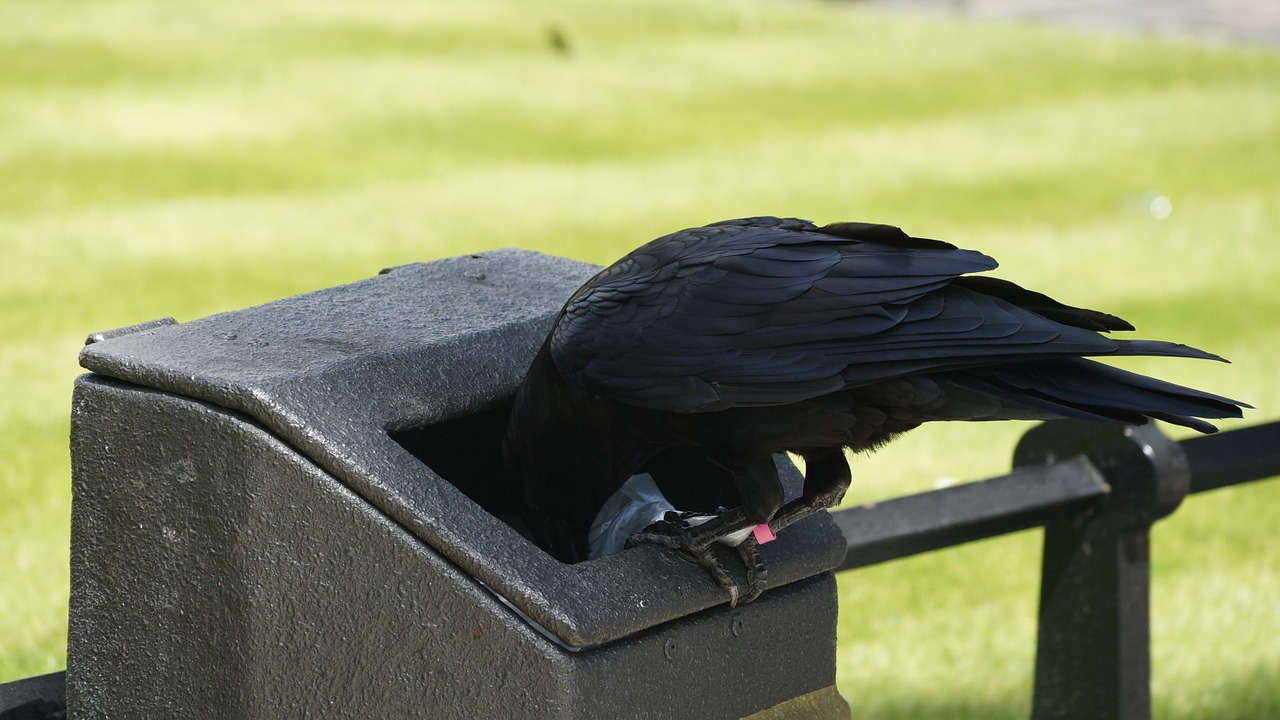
[834,457,1108,572]
[1180,421,1280,494]
[834,422,1280,572]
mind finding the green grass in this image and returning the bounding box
[2,0,1278,715]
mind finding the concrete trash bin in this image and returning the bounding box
[68,249,849,718]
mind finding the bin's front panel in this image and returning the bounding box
[69,376,571,717]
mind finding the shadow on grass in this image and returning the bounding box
[840,662,1280,719]
[1158,661,1280,720]
[843,695,1026,720]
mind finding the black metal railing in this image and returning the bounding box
[830,418,1280,720]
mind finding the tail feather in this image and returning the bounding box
[959,358,1248,433]
[1113,339,1230,363]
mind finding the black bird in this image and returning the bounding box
[503,217,1246,602]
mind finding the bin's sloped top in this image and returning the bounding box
[78,248,846,649]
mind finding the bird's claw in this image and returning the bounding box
[626,512,767,606]
[734,539,766,604]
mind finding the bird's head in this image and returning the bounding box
[503,409,614,563]
[503,340,649,564]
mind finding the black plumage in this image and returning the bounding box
[502,217,1246,599]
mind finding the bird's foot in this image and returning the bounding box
[626,509,768,606]
[733,537,767,605]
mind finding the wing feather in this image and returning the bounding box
[549,217,1160,411]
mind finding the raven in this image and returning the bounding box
[503,217,1246,603]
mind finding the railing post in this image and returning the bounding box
[1013,420,1191,720]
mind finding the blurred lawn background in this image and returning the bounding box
[2,0,1278,716]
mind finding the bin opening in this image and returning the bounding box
[389,401,747,559]
[389,399,521,527]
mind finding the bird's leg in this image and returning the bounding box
[761,447,852,535]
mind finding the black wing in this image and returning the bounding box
[550,217,1217,412]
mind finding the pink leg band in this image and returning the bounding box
[752,523,777,544]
